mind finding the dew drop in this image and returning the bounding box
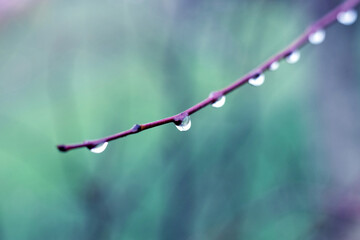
[212,95,226,108]
[90,142,108,153]
[308,29,326,45]
[249,74,265,87]
[337,9,358,25]
[269,61,279,71]
[175,116,191,131]
[286,51,301,64]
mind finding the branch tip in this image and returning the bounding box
[57,145,67,152]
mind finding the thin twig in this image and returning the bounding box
[57,0,360,152]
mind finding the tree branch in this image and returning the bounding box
[57,0,360,153]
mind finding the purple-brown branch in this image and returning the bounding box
[57,0,360,153]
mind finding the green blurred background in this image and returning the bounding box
[1,0,360,239]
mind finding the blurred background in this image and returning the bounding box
[1,0,360,239]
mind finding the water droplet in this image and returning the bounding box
[175,116,191,131]
[286,51,300,64]
[248,74,265,86]
[212,95,226,108]
[337,9,358,25]
[90,142,108,153]
[269,61,279,71]
[308,29,326,45]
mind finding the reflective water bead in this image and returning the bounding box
[175,116,191,131]
[248,74,265,86]
[286,51,301,64]
[337,9,358,25]
[308,29,326,45]
[90,142,108,154]
[212,95,226,108]
[269,61,279,71]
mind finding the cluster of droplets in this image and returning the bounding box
[245,9,357,89]
[306,9,357,46]
[174,93,227,132]
[248,51,301,87]
[89,8,359,153]
[248,50,301,87]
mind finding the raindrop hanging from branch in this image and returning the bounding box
[56,0,360,153]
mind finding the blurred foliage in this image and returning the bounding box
[0,0,359,239]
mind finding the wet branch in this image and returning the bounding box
[57,0,360,153]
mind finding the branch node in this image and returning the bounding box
[209,91,223,103]
[253,72,261,79]
[174,113,189,125]
[131,124,142,133]
[83,141,97,150]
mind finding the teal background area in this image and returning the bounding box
[0,0,360,239]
